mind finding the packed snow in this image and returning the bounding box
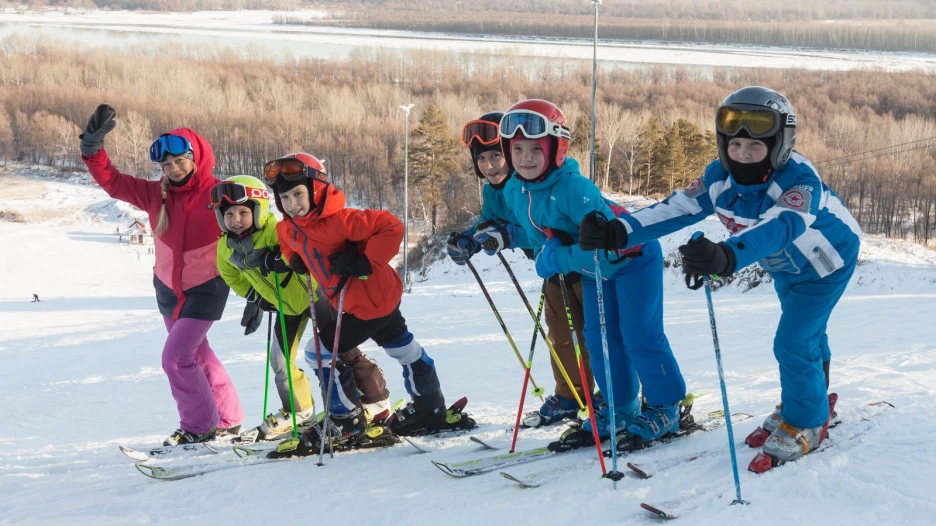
[2,8,936,72]
[1,166,935,525]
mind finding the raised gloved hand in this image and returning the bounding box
[328,242,373,277]
[446,231,480,266]
[677,235,736,290]
[79,104,117,156]
[534,237,562,279]
[579,211,629,251]
[472,221,518,256]
[288,253,308,275]
[258,247,291,276]
[241,288,274,335]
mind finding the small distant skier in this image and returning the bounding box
[32,294,40,302]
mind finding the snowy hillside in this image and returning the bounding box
[1,165,935,525]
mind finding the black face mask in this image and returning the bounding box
[168,169,195,187]
[727,157,772,186]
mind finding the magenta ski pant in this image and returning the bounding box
[161,317,244,434]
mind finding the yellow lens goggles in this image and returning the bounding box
[716,106,781,138]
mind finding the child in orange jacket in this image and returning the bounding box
[263,153,467,456]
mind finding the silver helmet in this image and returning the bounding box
[715,86,797,172]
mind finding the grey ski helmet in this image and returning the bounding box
[716,86,797,172]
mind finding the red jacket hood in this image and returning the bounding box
[165,128,216,195]
[290,178,347,228]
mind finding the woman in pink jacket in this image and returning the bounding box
[80,104,244,446]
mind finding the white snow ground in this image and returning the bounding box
[1,167,936,525]
[2,8,936,72]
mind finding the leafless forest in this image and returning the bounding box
[1,33,935,244]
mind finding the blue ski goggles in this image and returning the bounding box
[149,134,193,162]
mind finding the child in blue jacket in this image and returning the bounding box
[579,86,860,463]
[500,98,688,445]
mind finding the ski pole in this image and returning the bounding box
[304,274,333,461]
[273,272,300,439]
[591,239,624,487]
[691,231,746,505]
[556,271,607,475]
[262,311,273,422]
[465,259,544,402]
[509,278,548,453]
[497,252,586,411]
[318,285,348,465]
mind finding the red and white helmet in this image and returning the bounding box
[499,99,571,174]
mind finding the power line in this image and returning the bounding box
[814,135,936,168]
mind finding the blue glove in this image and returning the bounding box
[446,231,480,266]
[473,221,518,256]
[535,238,562,279]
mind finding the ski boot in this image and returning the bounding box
[522,394,580,428]
[746,393,839,448]
[549,397,640,453]
[626,402,681,441]
[268,406,367,459]
[258,407,316,440]
[363,398,393,425]
[163,427,216,447]
[389,390,447,436]
[217,424,241,438]
[749,393,838,473]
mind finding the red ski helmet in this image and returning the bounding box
[499,99,571,174]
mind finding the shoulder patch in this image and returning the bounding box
[778,188,811,211]
[683,176,706,199]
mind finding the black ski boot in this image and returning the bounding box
[389,390,448,436]
[268,407,368,459]
[163,428,216,447]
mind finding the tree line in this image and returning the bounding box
[1,36,935,246]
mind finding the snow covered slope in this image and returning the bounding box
[1,167,935,525]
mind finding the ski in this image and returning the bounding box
[640,503,678,520]
[431,446,558,478]
[497,412,751,488]
[604,411,754,458]
[118,442,222,462]
[469,436,499,451]
[749,400,893,474]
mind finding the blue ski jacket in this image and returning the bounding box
[618,152,861,283]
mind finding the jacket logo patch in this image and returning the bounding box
[583,196,590,203]
[717,212,747,234]
[782,190,806,209]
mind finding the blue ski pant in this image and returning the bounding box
[772,260,855,429]
[580,239,687,411]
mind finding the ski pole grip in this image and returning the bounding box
[691,231,704,242]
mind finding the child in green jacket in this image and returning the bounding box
[212,176,391,440]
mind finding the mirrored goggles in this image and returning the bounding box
[715,106,783,138]
[262,157,326,185]
[461,119,500,146]
[499,110,570,140]
[149,134,193,162]
[210,181,269,208]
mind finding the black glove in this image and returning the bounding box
[677,236,736,290]
[258,247,291,276]
[79,104,117,156]
[288,253,308,275]
[328,241,373,277]
[579,211,628,251]
[241,288,273,335]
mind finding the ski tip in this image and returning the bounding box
[232,446,256,459]
[430,460,464,478]
[450,396,468,412]
[402,437,432,454]
[641,503,678,520]
[626,462,651,479]
[119,445,149,462]
[134,463,166,479]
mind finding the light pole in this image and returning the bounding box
[400,103,415,292]
[590,0,601,184]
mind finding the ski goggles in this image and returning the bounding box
[715,105,789,138]
[499,110,571,140]
[461,119,500,146]
[210,181,269,208]
[262,157,326,185]
[149,134,193,162]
